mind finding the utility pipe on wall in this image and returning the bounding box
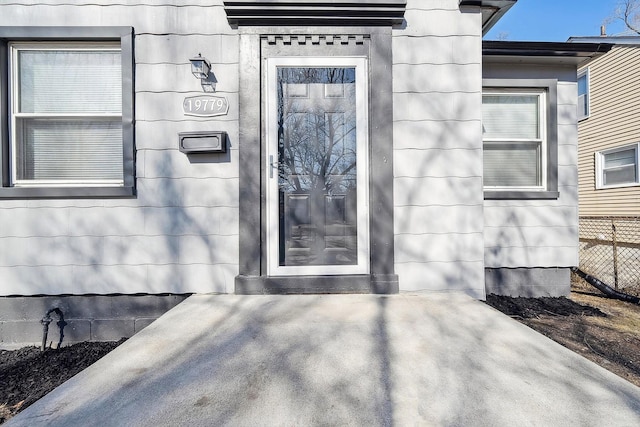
[40,308,67,351]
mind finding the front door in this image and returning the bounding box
[266,57,369,276]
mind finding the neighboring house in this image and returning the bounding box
[0,0,608,345]
[567,36,640,216]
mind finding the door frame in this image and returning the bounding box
[265,56,370,276]
[235,28,398,294]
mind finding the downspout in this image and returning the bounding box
[571,267,640,305]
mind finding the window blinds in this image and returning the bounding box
[16,119,123,181]
[603,148,637,186]
[483,142,541,187]
[482,95,539,139]
[14,48,123,183]
[482,93,542,188]
[19,50,122,114]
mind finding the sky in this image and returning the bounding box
[484,0,633,41]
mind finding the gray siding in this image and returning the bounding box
[1,1,554,300]
[0,0,239,295]
[392,0,485,297]
[482,63,579,270]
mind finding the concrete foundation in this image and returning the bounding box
[485,267,571,297]
[0,294,189,348]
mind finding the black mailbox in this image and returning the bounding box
[179,131,227,154]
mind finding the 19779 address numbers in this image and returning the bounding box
[183,95,229,117]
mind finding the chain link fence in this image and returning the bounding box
[577,216,640,295]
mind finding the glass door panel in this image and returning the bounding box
[267,57,369,276]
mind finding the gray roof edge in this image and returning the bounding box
[568,36,640,46]
[483,40,614,57]
[459,0,516,6]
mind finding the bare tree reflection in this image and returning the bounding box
[276,67,359,266]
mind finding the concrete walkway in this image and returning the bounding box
[7,294,640,426]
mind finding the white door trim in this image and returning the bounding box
[265,56,370,276]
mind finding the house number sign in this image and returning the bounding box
[183,95,229,117]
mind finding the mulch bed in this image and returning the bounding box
[0,340,125,424]
[486,294,606,318]
[486,292,640,388]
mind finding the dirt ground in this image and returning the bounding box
[486,279,640,388]
[2,283,640,424]
[0,340,125,424]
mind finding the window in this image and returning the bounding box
[482,79,559,200]
[483,90,546,189]
[596,143,640,189]
[577,68,589,120]
[11,43,123,185]
[0,27,134,198]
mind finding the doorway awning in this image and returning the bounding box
[459,0,517,35]
[223,0,407,27]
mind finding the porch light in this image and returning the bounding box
[189,53,211,80]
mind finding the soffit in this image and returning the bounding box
[483,41,614,65]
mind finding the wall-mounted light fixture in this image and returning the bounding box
[189,53,216,92]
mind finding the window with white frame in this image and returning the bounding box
[0,27,134,199]
[482,89,547,191]
[11,43,123,185]
[577,68,589,120]
[595,143,640,189]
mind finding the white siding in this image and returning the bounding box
[393,0,485,297]
[0,0,239,295]
[483,64,580,269]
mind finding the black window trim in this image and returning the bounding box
[0,26,135,199]
[482,78,559,200]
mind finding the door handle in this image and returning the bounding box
[269,155,278,178]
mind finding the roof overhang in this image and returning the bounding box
[483,41,613,65]
[568,36,640,46]
[459,0,517,35]
[223,0,407,27]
